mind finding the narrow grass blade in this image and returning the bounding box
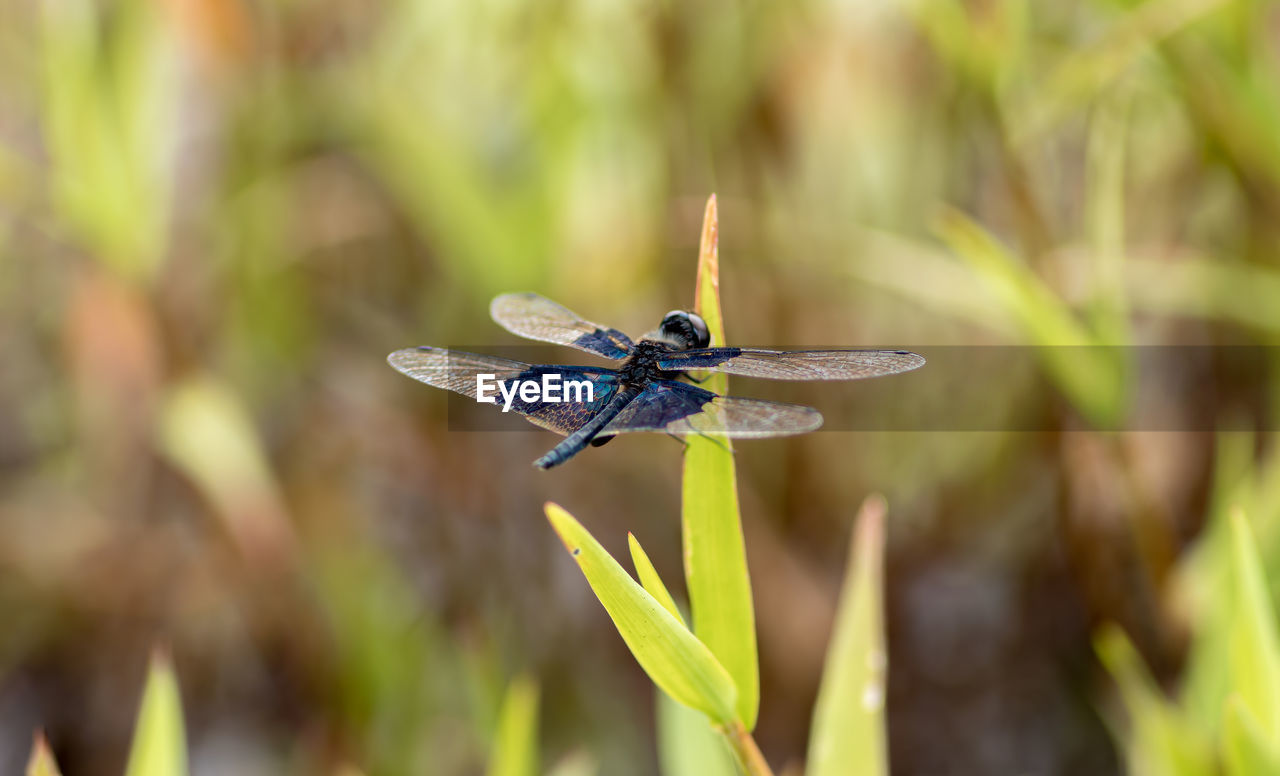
[935,209,1127,427]
[934,211,1093,347]
[1125,256,1280,336]
[1223,696,1280,776]
[1085,92,1131,346]
[682,194,759,728]
[657,691,738,776]
[25,733,62,776]
[1174,434,1251,731]
[40,0,174,278]
[1227,510,1280,737]
[545,503,738,724]
[839,227,1016,336]
[1095,626,1213,776]
[124,650,188,776]
[158,376,294,566]
[806,496,889,776]
[487,675,539,776]
[629,534,685,625]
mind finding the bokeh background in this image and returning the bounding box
[4,0,1280,773]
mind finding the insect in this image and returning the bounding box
[388,293,924,469]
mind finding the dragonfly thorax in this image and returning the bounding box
[618,341,683,385]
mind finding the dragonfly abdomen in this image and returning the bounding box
[534,385,642,469]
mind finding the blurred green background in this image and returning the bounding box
[4,0,1280,773]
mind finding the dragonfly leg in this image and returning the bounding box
[688,429,731,453]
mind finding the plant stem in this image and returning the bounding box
[717,721,775,776]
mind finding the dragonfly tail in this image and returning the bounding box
[534,386,638,469]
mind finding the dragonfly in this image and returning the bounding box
[388,292,924,469]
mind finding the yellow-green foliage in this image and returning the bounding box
[9,0,1280,773]
[1100,495,1280,774]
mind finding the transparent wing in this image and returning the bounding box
[388,347,528,398]
[657,348,925,380]
[490,292,634,360]
[598,380,823,438]
[387,347,619,435]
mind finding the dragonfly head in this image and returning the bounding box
[658,310,710,351]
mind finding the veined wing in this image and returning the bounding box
[598,380,823,439]
[657,348,924,380]
[387,347,619,435]
[490,292,634,360]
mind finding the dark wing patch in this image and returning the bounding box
[657,348,925,380]
[599,379,823,438]
[387,347,618,436]
[490,292,634,360]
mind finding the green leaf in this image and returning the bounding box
[487,675,539,776]
[935,209,1128,428]
[682,194,759,729]
[1223,696,1280,776]
[1226,510,1280,737]
[1095,626,1212,776]
[25,733,62,776]
[657,691,738,776]
[806,496,889,776]
[629,534,685,625]
[124,650,188,776]
[545,502,738,724]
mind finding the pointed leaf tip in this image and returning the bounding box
[26,731,62,776]
[695,194,722,338]
[807,495,889,776]
[545,502,579,554]
[861,493,887,526]
[544,503,738,723]
[125,648,188,776]
[1227,508,1280,739]
[628,533,685,625]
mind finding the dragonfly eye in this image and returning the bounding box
[686,312,710,348]
[660,310,710,350]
